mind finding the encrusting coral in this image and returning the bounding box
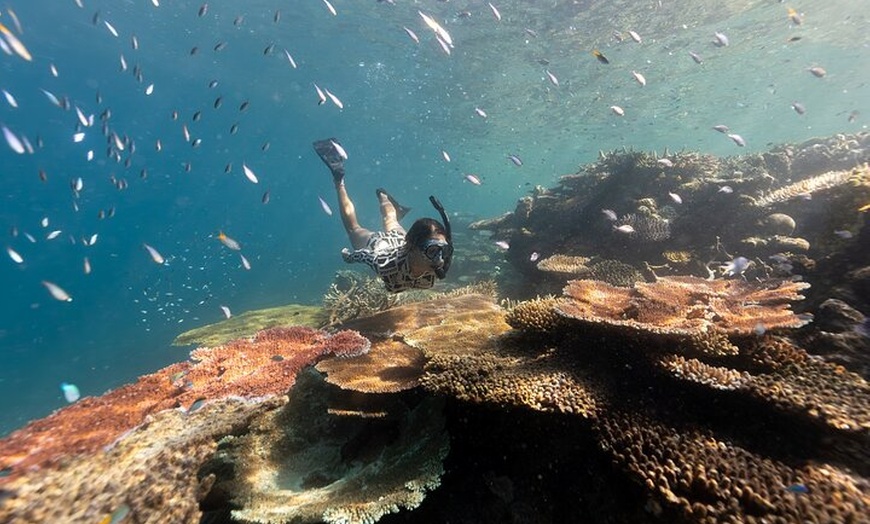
[0,326,371,523]
[173,303,327,347]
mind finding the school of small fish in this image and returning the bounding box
[0,1,860,409]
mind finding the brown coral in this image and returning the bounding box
[559,276,811,337]
[536,254,592,277]
[595,410,869,523]
[225,370,449,524]
[315,339,425,393]
[504,296,569,333]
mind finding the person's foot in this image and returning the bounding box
[313,138,346,182]
[376,188,411,220]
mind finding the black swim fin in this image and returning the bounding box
[376,188,411,220]
[313,138,346,182]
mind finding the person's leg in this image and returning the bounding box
[314,139,373,249]
[335,180,373,249]
[377,189,403,234]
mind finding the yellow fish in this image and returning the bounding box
[218,231,241,251]
[858,203,870,213]
[0,22,31,61]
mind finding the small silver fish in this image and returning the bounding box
[330,140,348,160]
[545,70,559,86]
[441,150,451,162]
[807,66,826,78]
[2,125,25,154]
[104,20,119,37]
[628,30,641,43]
[722,256,750,277]
[318,195,333,216]
[712,124,729,133]
[610,105,625,116]
[6,246,23,264]
[475,107,487,118]
[657,158,673,167]
[220,305,232,319]
[668,192,682,204]
[631,71,646,86]
[833,230,853,239]
[727,133,746,147]
[143,243,165,264]
[714,32,729,47]
[614,224,635,234]
[488,2,501,21]
[403,26,419,44]
[2,89,18,108]
[283,49,297,68]
[313,83,327,105]
[494,240,510,250]
[601,209,618,221]
[42,280,72,302]
[507,154,523,166]
[240,253,251,270]
[242,163,259,184]
[718,185,734,194]
[791,101,806,115]
[464,173,481,185]
[689,51,703,64]
[529,251,540,262]
[325,89,343,109]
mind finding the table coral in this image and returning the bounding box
[406,291,869,522]
[559,276,810,337]
[315,339,425,393]
[224,370,449,524]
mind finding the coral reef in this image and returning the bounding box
[222,370,449,524]
[752,164,869,208]
[474,134,870,313]
[380,290,869,523]
[536,254,591,278]
[173,303,327,347]
[315,338,425,393]
[322,270,405,326]
[504,295,568,333]
[0,395,285,524]
[0,326,371,522]
[560,276,811,335]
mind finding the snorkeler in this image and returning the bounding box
[313,138,453,293]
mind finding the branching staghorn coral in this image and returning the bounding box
[752,164,869,207]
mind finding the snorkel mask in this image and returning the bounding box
[427,195,453,279]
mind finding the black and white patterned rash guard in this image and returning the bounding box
[341,230,437,293]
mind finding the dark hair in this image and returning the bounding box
[406,218,447,247]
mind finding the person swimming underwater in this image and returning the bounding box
[313,138,453,293]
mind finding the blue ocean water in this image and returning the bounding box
[0,0,866,436]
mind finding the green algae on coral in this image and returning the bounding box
[173,304,327,347]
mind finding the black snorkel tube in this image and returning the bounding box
[429,195,452,279]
